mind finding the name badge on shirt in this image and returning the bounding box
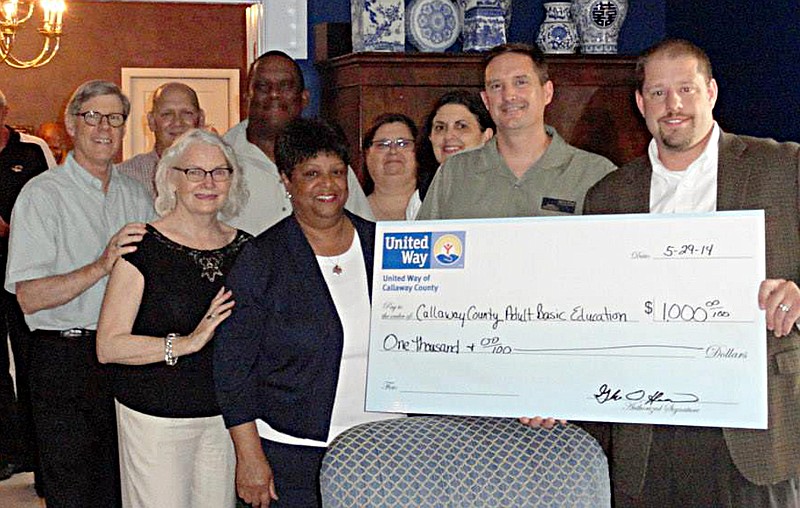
[541,197,576,214]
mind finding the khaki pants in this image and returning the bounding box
[116,401,236,508]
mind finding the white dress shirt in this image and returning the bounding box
[223,120,374,236]
[649,122,721,214]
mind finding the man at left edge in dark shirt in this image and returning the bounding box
[0,88,55,494]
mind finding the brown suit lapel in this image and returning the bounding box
[716,131,750,211]
[626,161,651,213]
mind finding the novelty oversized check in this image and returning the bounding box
[365,211,768,429]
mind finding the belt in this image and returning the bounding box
[33,328,96,338]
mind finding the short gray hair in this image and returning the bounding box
[65,80,131,121]
[154,128,248,221]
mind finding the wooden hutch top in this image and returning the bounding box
[317,51,650,176]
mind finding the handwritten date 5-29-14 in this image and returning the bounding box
[663,243,714,257]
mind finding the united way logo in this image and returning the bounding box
[382,232,432,269]
[431,232,465,269]
[381,231,465,270]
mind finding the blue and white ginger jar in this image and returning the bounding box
[571,0,628,54]
[536,2,578,54]
[459,0,508,52]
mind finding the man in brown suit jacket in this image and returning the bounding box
[584,39,800,507]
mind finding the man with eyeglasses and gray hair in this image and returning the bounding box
[5,79,155,507]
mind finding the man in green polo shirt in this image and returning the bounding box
[417,43,615,220]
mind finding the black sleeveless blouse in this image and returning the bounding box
[111,224,251,418]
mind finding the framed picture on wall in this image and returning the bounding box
[121,67,240,160]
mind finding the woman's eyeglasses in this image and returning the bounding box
[171,167,233,182]
[370,138,415,152]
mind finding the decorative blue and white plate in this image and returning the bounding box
[406,0,461,52]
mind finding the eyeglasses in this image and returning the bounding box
[172,166,233,182]
[74,111,127,128]
[370,138,415,151]
[252,80,302,96]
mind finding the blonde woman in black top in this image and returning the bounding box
[97,129,250,508]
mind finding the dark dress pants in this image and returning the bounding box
[0,291,17,460]
[237,439,326,508]
[0,290,39,473]
[29,332,120,508]
[614,425,800,508]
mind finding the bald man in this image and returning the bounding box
[36,122,70,165]
[116,82,205,199]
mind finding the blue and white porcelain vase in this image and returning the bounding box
[351,0,405,52]
[406,0,461,52]
[536,2,578,54]
[459,0,508,52]
[571,0,628,54]
[455,0,512,37]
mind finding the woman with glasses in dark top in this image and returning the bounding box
[362,113,422,220]
[96,129,250,508]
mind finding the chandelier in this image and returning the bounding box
[0,0,65,68]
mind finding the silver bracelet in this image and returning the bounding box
[165,333,180,366]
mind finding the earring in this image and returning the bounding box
[285,190,293,200]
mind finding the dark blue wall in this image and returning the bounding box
[667,1,800,142]
[295,1,797,143]
[301,0,351,116]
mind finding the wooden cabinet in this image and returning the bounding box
[316,52,650,176]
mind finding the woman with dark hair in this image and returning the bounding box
[417,90,495,198]
[361,113,421,220]
[214,117,403,507]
